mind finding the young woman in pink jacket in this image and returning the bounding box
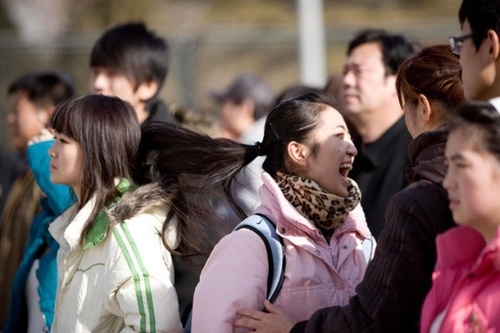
[420,101,500,332]
[139,92,373,332]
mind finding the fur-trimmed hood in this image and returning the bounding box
[82,179,176,250]
[50,178,177,252]
[108,181,171,225]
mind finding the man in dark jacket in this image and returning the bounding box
[234,44,462,333]
[89,23,204,320]
[340,29,415,238]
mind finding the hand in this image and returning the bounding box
[28,128,54,146]
[234,300,295,333]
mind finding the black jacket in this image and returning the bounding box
[350,117,412,238]
[142,99,177,127]
[291,126,456,333]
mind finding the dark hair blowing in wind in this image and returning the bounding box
[136,92,337,222]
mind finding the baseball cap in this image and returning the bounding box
[211,74,274,119]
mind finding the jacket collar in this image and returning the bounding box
[142,99,177,127]
[406,125,449,184]
[472,226,500,275]
[83,178,136,249]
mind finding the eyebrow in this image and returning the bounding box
[345,60,370,69]
[344,63,361,69]
[447,153,465,162]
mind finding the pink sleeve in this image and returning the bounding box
[191,229,269,333]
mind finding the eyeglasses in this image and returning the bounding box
[449,34,473,55]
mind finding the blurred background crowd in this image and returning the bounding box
[0,0,457,148]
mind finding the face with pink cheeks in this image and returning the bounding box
[300,106,357,198]
[444,128,500,242]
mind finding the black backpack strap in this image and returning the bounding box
[234,214,286,303]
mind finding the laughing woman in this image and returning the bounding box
[137,92,373,333]
[234,44,465,333]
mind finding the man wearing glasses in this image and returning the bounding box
[451,0,500,108]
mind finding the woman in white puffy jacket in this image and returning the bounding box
[47,94,214,333]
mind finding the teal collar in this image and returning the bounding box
[83,178,137,249]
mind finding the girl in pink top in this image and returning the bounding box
[420,101,500,333]
[139,93,373,332]
[191,93,371,333]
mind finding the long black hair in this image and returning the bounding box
[50,94,141,240]
[136,92,337,256]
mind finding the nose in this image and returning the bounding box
[342,69,356,88]
[90,71,106,94]
[347,140,358,157]
[442,168,453,191]
[48,144,56,158]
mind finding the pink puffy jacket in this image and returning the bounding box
[420,226,500,333]
[192,172,372,333]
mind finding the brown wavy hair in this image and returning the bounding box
[396,44,465,127]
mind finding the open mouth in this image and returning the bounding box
[339,163,352,178]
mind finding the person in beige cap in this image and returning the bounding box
[212,74,274,141]
[211,74,274,230]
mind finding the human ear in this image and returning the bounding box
[385,75,398,95]
[486,29,500,62]
[137,81,159,101]
[37,105,55,126]
[417,94,432,124]
[287,141,309,168]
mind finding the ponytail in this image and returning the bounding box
[135,122,263,260]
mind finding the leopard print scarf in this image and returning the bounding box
[276,171,361,238]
